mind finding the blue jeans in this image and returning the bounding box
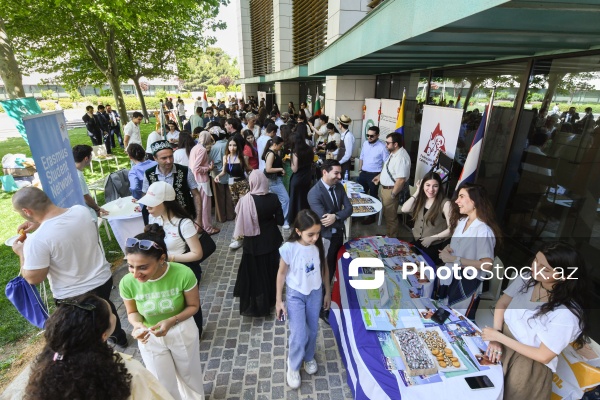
[286,286,322,371]
[269,177,289,225]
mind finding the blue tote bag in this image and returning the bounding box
[5,276,49,329]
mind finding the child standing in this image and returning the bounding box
[276,209,331,389]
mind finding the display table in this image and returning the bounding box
[344,182,383,238]
[102,196,144,253]
[330,237,503,400]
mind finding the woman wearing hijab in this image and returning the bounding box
[189,130,220,235]
[233,170,284,317]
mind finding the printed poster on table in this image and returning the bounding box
[414,105,463,181]
[363,98,381,140]
[379,99,401,137]
[22,111,84,208]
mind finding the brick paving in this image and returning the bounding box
[109,217,397,399]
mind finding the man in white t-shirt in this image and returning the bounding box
[124,111,144,150]
[373,132,411,238]
[146,127,163,160]
[73,144,109,223]
[11,187,128,346]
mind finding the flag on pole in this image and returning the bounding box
[394,88,406,135]
[456,92,494,188]
[202,91,209,111]
[455,93,461,109]
[314,89,321,116]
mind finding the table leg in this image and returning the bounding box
[100,160,104,176]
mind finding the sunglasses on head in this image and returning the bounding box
[56,299,96,311]
[126,238,163,251]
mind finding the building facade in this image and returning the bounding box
[236,0,600,333]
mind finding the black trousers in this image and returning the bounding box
[326,232,344,283]
[57,276,127,342]
[357,170,379,198]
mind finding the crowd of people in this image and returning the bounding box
[8,96,590,397]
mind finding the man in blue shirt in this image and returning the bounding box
[357,126,387,224]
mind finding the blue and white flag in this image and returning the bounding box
[456,107,489,188]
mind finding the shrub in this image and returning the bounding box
[181,91,192,99]
[58,99,73,109]
[39,100,56,111]
[155,89,167,99]
[99,88,113,97]
[40,89,54,100]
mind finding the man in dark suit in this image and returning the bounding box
[96,104,112,154]
[105,104,123,149]
[307,159,353,285]
[560,106,580,125]
[82,105,102,146]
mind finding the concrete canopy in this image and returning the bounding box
[308,0,600,76]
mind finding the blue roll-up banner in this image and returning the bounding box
[22,111,84,208]
[0,97,43,145]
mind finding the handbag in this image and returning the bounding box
[5,276,50,329]
[177,219,216,264]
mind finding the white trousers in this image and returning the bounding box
[138,318,204,400]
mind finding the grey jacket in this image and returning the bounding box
[307,179,353,239]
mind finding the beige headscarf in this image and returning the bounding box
[233,170,270,238]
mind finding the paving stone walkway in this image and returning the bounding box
[109,217,384,399]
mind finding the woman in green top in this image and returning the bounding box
[120,224,204,400]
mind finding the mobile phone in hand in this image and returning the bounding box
[278,310,286,322]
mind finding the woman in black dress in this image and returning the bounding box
[287,125,315,225]
[233,170,284,316]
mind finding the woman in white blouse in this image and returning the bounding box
[438,183,502,318]
[482,242,589,400]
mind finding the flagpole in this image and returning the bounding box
[474,86,495,182]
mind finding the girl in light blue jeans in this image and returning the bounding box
[262,137,290,228]
[276,209,331,389]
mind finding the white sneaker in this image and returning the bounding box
[282,224,290,230]
[304,359,318,375]
[287,360,301,389]
[229,240,242,249]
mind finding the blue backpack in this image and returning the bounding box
[5,276,49,329]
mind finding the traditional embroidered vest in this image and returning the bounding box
[145,164,196,218]
[412,200,449,244]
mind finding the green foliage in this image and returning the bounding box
[155,89,167,99]
[181,91,192,99]
[494,91,513,100]
[81,95,162,111]
[184,48,240,91]
[38,100,56,110]
[67,89,82,102]
[206,84,227,98]
[99,88,113,97]
[40,89,54,100]
[58,99,73,109]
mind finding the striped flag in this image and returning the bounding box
[202,91,209,111]
[456,105,491,188]
[394,88,406,135]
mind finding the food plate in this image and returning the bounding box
[391,327,438,376]
[5,234,28,247]
[418,326,467,372]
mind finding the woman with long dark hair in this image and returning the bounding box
[242,129,259,170]
[481,242,589,400]
[263,136,290,229]
[287,128,315,225]
[233,171,284,316]
[120,226,204,400]
[173,130,195,166]
[401,172,451,264]
[22,293,173,400]
[438,182,502,318]
[215,137,252,249]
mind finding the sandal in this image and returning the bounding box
[208,228,220,235]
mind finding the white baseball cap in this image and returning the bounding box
[138,181,175,207]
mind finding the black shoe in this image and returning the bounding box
[320,309,330,325]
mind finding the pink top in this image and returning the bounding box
[188,144,210,183]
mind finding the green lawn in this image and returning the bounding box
[0,120,157,349]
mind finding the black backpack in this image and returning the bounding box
[104,169,131,202]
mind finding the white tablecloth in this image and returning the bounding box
[102,196,145,253]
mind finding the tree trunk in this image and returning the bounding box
[0,18,25,99]
[542,72,562,110]
[462,78,482,111]
[106,73,129,125]
[132,75,149,123]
